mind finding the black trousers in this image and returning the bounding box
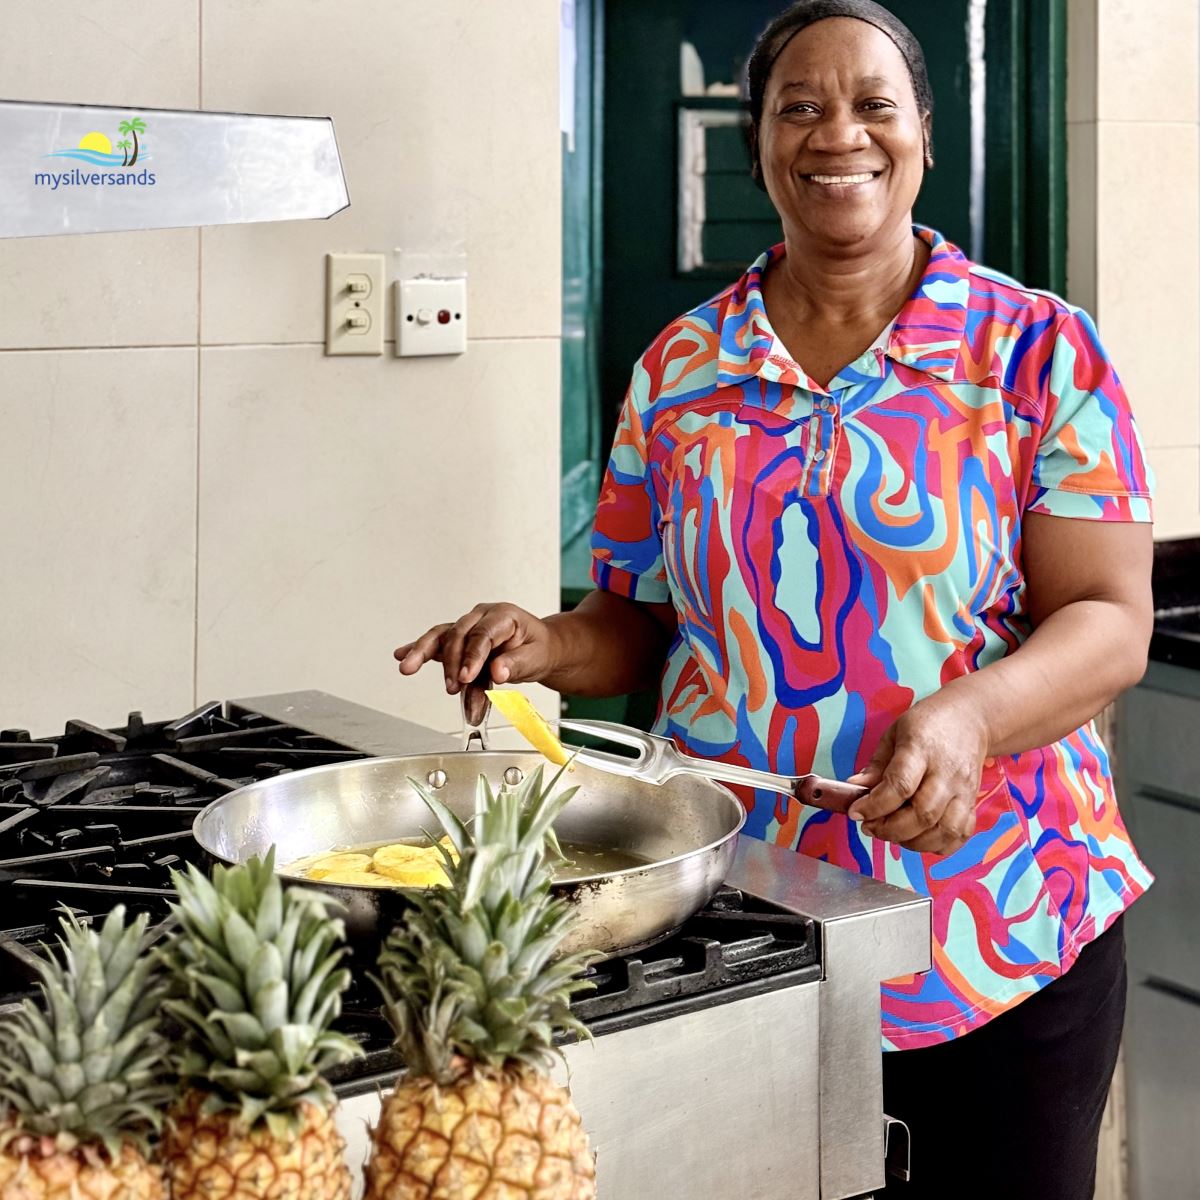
[881,916,1126,1200]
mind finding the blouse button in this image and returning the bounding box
[814,450,827,463]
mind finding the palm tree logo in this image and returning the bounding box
[118,117,146,166]
[116,139,132,166]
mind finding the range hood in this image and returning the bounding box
[0,99,349,238]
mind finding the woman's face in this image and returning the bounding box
[756,17,930,250]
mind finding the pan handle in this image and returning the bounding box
[791,775,869,815]
[672,756,868,816]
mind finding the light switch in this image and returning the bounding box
[325,253,385,356]
[395,278,467,357]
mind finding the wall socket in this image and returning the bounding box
[325,253,385,356]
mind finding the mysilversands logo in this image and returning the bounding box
[34,114,157,190]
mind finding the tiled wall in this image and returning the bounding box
[0,0,562,733]
[1068,0,1200,539]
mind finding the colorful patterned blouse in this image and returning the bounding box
[591,226,1154,1050]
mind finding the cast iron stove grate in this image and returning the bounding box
[0,700,368,1008]
[329,887,819,1083]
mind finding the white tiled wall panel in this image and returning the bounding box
[1095,122,1200,452]
[199,0,562,346]
[0,349,197,732]
[195,339,561,728]
[1148,446,1200,540]
[0,0,200,351]
[1097,0,1199,124]
[0,232,199,351]
[0,0,199,109]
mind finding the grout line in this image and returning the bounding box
[193,237,202,710]
[194,0,203,710]
[0,336,563,353]
[1085,118,1200,128]
[0,344,200,353]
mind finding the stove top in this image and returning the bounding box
[331,885,819,1083]
[0,701,819,1072]
[0,702,368,1006]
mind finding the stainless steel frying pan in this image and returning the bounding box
[191,748,745,959]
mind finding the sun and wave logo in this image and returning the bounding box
[34,115,157,189]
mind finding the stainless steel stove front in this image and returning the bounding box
[338,980,821,1200]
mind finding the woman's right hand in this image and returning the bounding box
[394,603,558,694]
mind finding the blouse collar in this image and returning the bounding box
[715,225,972,392]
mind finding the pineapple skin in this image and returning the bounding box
[0,1132,163,1200]
[164,1096,352,1200]
[365,1068,596,1200]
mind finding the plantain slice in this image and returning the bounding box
[314,868,392,887]
[304,852,374,880]
[376,864,448,892]
[485,689,572,767]
[373,842,434,873]
[373,846,448,886]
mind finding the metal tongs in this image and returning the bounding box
[461,681,492,751]
[557,719,869,815]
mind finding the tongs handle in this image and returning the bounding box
[460,669,492,751]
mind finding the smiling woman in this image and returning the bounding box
[395,3,1155,1196]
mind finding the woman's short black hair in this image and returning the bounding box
[746,0,934,182]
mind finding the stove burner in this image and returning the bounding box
[0,702,369,985]
[329,887,819,1083]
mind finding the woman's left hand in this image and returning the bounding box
[846,688,992,855]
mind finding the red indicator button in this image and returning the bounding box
[437,309,452,325]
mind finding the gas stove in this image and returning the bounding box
[0,691,931,1200]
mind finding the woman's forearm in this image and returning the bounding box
[541,590,674,697]
[941,597,1151,758]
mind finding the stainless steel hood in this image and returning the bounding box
[0,99,349,238]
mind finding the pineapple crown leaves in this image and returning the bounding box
[0,906,172,1160]
[161,848,362,1136]
[373,764,596,1084]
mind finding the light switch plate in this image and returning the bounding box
[325,253,385,356]
[395,278,467,357]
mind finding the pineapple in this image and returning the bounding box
[161,850,362,1199]
[484,690,573,767]
[365,764,597,1200]
[0,906,172,1199]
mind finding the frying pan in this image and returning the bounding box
[191,747,746,959]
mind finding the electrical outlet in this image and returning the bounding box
[395,278,467,357]
[325,253,385,356]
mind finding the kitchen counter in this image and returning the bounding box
[1149,537,1200,672]
[1117,536,1200,1197]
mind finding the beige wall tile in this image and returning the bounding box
[1066,121,1097,312]
[1066,0,1098,124]
[0,231,198,349]
[1097,0,1199,123]
[199,0,561,346]
[196,339,561,729]
[0,0,200,351]
[0,348,197,733]
[0,0,198,108]
[1147,446,1200,539]
[1095,122,1199,450]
